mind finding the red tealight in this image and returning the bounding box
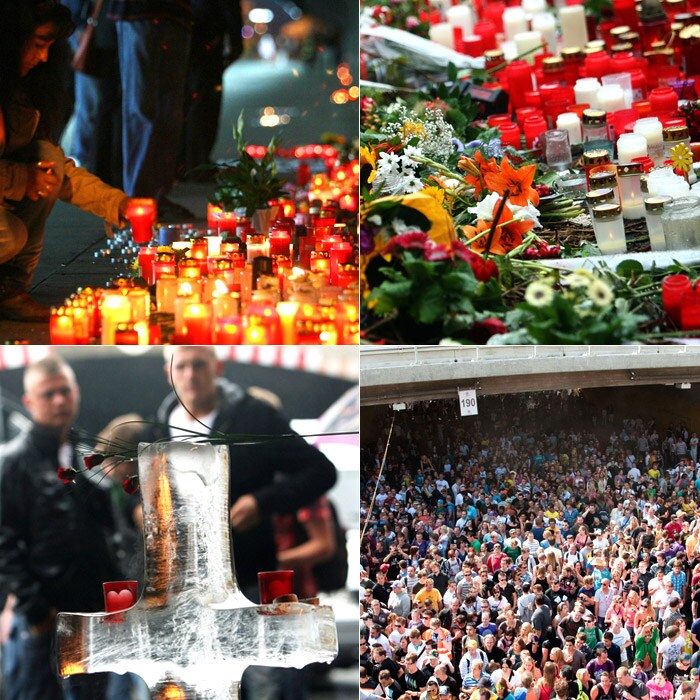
[662,274,693,327]
[258,571,295,604]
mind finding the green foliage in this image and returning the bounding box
[210,112,286,217]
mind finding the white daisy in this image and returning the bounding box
[588,279,614,307]
[525,281,554,307]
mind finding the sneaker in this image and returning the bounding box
[0,292,51,321]
[157,196,196,222]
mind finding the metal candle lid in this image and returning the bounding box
[582,109,607,126]
[640,175,648,193]
[611,42,634,53]
[589,171,618,188]
[561,47,584,60]
[586,188,615,205]
[610,25,632,38]
[617,162,645,177]
[645,195,672,212]
[586,40,607,50]
[582,149,612,166]
[663,125,690,142]
[543,57,565,71]
[592,203,622,219]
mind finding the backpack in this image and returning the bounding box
[576,680,589,700]
[307,501,348,592]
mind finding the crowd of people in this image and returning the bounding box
[360,395,700,700]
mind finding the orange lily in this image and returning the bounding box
[463,201,534,256]
[458,150,499,196]
[484,157,540,207]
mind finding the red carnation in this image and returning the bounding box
[122,475,140,495]
[452,241,499,281]
[83,453,105,470]
[57,467,78,484]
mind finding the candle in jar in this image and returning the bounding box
[137,247,156,286]
[125,198,156,244]
[597,84,626,113]
[617,133,648,163]
[268,227,292,257]
[50,311,75,345]
[446,5,474,36]
[503,7,528,41]
[662,274,693,326]
[644,195,672,251]
[156,275,178,313]
[531,13,557,53]
[212,293,240,321]
[276,301,300,344]
[213,315,242,344]
[182,303,212,344]
[559,5,588,49]
[574,78,602,110]
[100,292,131,345]
[247,235,268,262]
[329,242,353,285]
[556,112,583,145]
[592,203,627,254]
[71,306,90,344]
[207,203,223,230]
[523,0,547,16]
[633,117,664,165]
[336,263,359,289]
[514,31,545,64]
[206,235,222,256]
[429,22,454,48]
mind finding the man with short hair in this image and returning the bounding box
[615,666,649,700]
[0,356,130,699]
[402,652,429,697]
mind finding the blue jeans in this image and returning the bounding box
[115,19,191,198]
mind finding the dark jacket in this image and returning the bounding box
[0,424,125,624]
[147,378,337,594]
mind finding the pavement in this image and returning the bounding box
[0,54,358,345]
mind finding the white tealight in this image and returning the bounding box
[503,6,528,41]
[597,84,626,114]
[574,78,601,110]
[556,112,583,145]
[559,5,588,49]
[514,30,545,64]
[531,13,557,54]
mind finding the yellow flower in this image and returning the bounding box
[360,145,378,184]
[525,281,554,307]
[402,120,427,142]
[587,279,614,307]
[670,143,693,174]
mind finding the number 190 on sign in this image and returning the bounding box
[458,389,478,416]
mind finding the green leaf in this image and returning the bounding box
[414,283,447,324]
[616,260,644,278]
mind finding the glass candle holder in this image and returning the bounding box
[617,133,648,164]
[644,195,672,250]
[556,112,583,145]
[523,114,548,149]
[49,310,76,345]
[592,203,627,254]
[543,129,572,170]
[617,162,645,219]
[103,580,138,614]
[661,196,700,249]
[582,149,612,188]
[586,187,616,215]
[589,170,620,202]
[582,109,608,142]
[258,571,295,604]
[633,117,664,165]
[125,198,156,244]
[662,274,693,326]
[681,288,700,330]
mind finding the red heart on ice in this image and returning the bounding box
[106,589,134,612]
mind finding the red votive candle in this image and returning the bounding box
[258,570,295,604]
[268,226,292,257]
[103,580,138,613]
[498,122,522,149]
[137,247,156,286]
[461,34,484,57]
[662,274,693,326]
[523,114,548,149]
[649,86,679,114]
[681,289,700,330]
[506,61,534,109]
[126,198,156,244]
[474,20,497,50]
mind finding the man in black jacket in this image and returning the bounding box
[152,346,338,700]
[151,346,338,595]
[0,355,128,700]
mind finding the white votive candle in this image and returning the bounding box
[503,6,528,41]
[531,13,557,53]
[514,31,545,64]
[633,117,664,166]
[559,5,588,49]
[597,84,626,113]
[446,5,474,35]
[429,22,454,48]
[617,133,648,163]
[574,78,601,110]
[523,0,548,16]
[556,112,583,145]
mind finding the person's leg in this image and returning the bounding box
[0,140,65,290]
[116,19,191,199]
[70,71,103,173]
[5,614,65,700]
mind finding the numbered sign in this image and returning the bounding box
[458,389,478,416]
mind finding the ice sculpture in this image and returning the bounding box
[55,442,338,700]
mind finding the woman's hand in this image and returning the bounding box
[25,161,59,200]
